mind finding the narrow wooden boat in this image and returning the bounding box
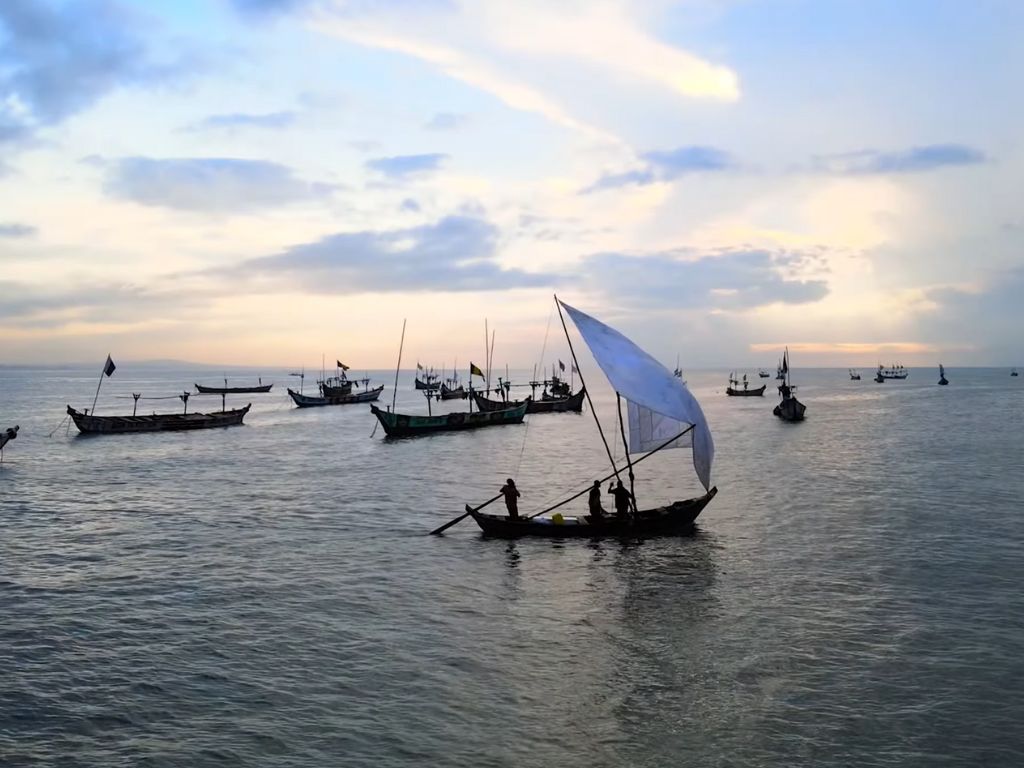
[726,384,766,396]
[938,363,949,385]
[195,381,271,394]
[472,387,585,414]
[470,487,717,538]
[1,425,17,452]
[370,401,527,437]
[288,386,383,407]
[67,404,250,434]
[319,379,354,397]
[414,376,440,390]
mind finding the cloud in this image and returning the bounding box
[99,156,335,212]
[366,153,448,177]
[400,198,421,212]
[424,112,469,131]
[183,111,297,131]
[584,145,735,192]
[581,248,829,309]
[229,0,313,16]
[0,223,36,238]
[0,0,180,147]
[231,214,559,294]
[812,144,987,175]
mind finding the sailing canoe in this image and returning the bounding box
[67,404,250,434]
[288,386,383,407]
[472,388,585,414]
[195,382,272,394]
[370,402,527,437]
[469,488,717,538]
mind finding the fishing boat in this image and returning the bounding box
[370,401,527,437]
[773,348,806,422]
[758,368,770,378]
[776,360,785,381]
[458,298,716,539]
[439,370,468,400]
[1012,368,1019,377]
[1,425,17,461]
[195,379,272,394]
[414,365,440,390]
[472,387,586,414]
[725,373,766,397]
[320,377,353,397]
[288,385,383,407]
[877,363,909,380]
[874,367,885,383]
[849,369,861,380]
[938,364,949,386]
[67,403,250,434]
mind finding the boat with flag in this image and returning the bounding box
[726,372,766,396]
[472,387,586,414]
[938,363,949,386]
[773,348,806,422]
[195,378,272,394]
[446,297,716,539]
[414,364,440,391]
[877,363,909,380]
[288,385,383,407]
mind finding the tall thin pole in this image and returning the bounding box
[616,393,638,514]
[90,357,108,415]
[484,318,490,389]
[489,330,496,392]
[554,295,621,484]
[392,319,407,411]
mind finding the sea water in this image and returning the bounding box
[2,365,1023,767]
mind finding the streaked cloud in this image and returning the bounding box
[812,144,987,175]
[584,145,735,192]
[184,111,297,132]
[230,214,559,294]
[424,112,470,131]
[100,157,335,212]
[0,223,36,238]
[366,153,448,177]
[582,249,829,309]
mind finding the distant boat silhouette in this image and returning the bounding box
[849,368,861,380]
[938,363,949,386]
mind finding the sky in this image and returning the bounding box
[0,0,1021,370]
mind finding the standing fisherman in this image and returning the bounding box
[608,480,632,520]
[500,478,521,520]
[587,480,605,522]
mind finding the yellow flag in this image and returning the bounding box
[469,363,484,377]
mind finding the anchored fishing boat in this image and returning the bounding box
[938,364,949,386]
[67,403,250,434]
[371,401,527,437]
[878,363,909,380]
[1,425,17,461]
[444,297,716,539]
[773,348,806,422]
[726,373,766,397]
[195,378,272,394]
[849,369,861,380]
[288,386,383,407]
[758,368,771,378]
[472,387,586,414]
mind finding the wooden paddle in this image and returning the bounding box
[429,492,503,535]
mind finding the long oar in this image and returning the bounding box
[429,492,503,535]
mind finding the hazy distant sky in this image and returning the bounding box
[1,0,1021,369]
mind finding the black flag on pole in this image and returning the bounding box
[103,355,116,377]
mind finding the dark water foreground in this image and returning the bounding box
[2,366,1023,767]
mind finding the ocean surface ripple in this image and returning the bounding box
[2,365,1023,767]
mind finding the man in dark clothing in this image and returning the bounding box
[587,480,605,522]
[608,480,632,520]
[500,478,521,520]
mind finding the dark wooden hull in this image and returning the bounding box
[320,382,354,397]
[472,388,585,414]
[1,425,17,450]
[414,378,440,391]
[726,385,766,396]
[195,383,272,394]
[938,378,949,385]
[439,385,467,400]
[773,397,806,421]
[288,386,383,407]
[370,402,527,437]
[67,404,250,434]
[470,488,717,538]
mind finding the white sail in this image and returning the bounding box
[560,300,714,491]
